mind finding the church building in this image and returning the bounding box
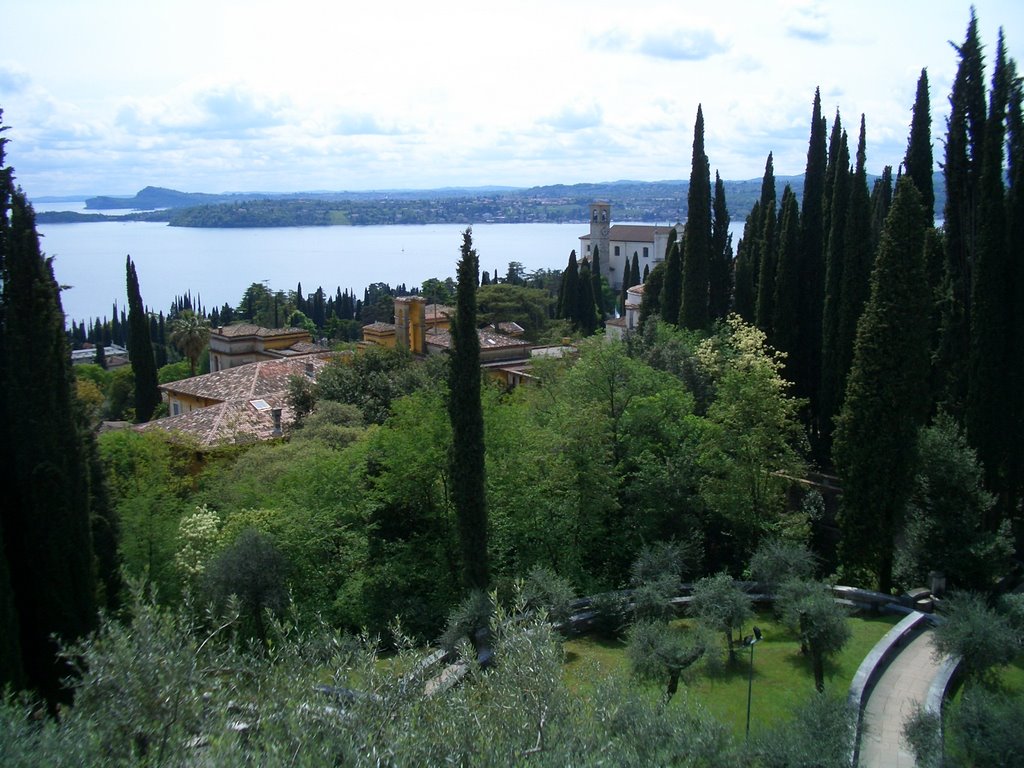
[578,202,677,293]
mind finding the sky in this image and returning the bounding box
[2,0,1022,199]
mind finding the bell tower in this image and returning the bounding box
[589,201,611,283]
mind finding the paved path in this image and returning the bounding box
[858,629,945,768]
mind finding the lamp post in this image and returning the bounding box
[743,625,763,739]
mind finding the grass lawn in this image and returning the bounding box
[563,610,901,737]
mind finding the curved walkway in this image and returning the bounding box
[858,628,946,767]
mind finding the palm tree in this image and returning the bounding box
[170,310,210,376]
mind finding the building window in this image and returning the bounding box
[614,245,620,256]
[172,402,180,416]
[643,247,649,258]
[587,244,591,252]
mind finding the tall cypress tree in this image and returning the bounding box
[629,252,641,292]
[755,152,778,338]
[797,89,828,444]
[591,246,607,322]
[640,261,666,326]
[967,30,1012,523]
[938,10,988,418]
[709,171,733,320]
[869,166,894,254]
[834,178,930,593]
[448,228,488,592]
[772,185,802,376]
[733,202,760,323]
[0,113,23,692]
[577,260,598,336]
[904,68,935,226]
[126,256,159,422]
[680,104,712,330]
[556,250,580,322]
[661,239,682,325]
[819,129,852,454]
[835,116,874,418]
[2,177,98,702]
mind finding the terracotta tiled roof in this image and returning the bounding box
[580,224,674,243]
[214,324,310,339]
[159,355,333,404]
[605,317,627,328]
[426,328,530,351]
[363,322,396,333]
[137,393,294,447]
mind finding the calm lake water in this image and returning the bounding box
[34,201,744,325]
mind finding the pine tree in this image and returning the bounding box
[126,255,160,423]
[709,171,733,320]
[680,104,712,330]
[904,68,935,226]
[834,178,930,593]
[2,169,98,701]
[797,89,829,438]
[448,228,488,592]
[755,153,778,337]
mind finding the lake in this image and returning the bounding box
[34,202,744,324]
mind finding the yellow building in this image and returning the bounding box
[208,324,325,372]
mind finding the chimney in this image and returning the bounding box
[271,408,283,437]
[305,361,315,378]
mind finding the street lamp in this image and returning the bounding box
[743,625,763,739]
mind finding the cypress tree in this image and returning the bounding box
[967,30,1012,522]
[2,180,98,703]
[661,240,682,325]
[834,116,874,418]
[0,113,23,692]
[556,250,580,322]
[619,253,631,311]
[630,252,641,291]
[1006,64,1024,536]
[709,170,733,320]
[591,246,606,322]
[448,228,488,592]
[772,185,802,375]
[869,166,894,253]
[904,68,935,226]
[640,261,666,326]
[577,260,598,336]
[834,178,930,593]
[755,153,778,337]
[732,202,760,322]
[819,128,852,454]
[94,340,107,369]
[681,104,712,330]
[938,10,988,418]
[797,89,828,440]
[126,256,160,422]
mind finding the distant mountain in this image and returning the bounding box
[49,173,944,228]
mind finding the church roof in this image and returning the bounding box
[580,224,675,243]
